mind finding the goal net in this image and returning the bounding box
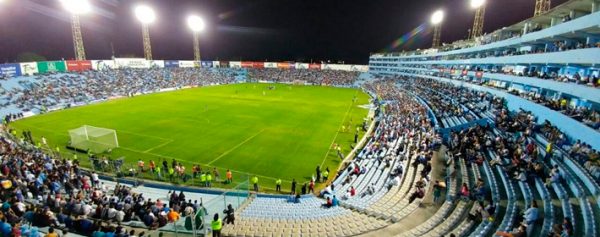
[69,125,119,153]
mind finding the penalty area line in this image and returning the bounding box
[143,139,175,153]
[207,129,266,165]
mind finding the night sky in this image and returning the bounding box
[0,0,568,64]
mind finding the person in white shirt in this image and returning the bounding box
[101,182,108,193]
[342,190,351,200]
[115,209,125,223]
[319,185,333,197]
[91,172,99,188]
[107,206,117,220]
[387,175,400,190]
[184,205,194,216]
[82,204,92,216]
[15,201,26,213]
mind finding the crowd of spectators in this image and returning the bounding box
[443,90,599,236]
[400,77,498,127]
[318,78,441,207]
[461,65,599,88]
[2,68,238,112]
[537,120,600,180]
[247,68,358,86]
[0,125,214,236]
[388,63,600,88]
[1,68,362,116]
[400,72,599,236]
[366,79,440,203]
[392,65,600,132]
[516,91,600,131]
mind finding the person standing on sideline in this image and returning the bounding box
[206,172,213,187]
[291,179,297,194]
[226,169,233,184]
[156,166,162,180]
[200,173,207,187]
[336,144,344,160]
[149,160,156,173]
[211,213,222,237]
[275,179,282,192]
[213,168,220,182]
[322,168,329,183]
[137,159,145,173]
[354,131,359,143]
[316,166,321,182]
[192,165,199,178]
[251,176,259,192]
[162,160,169,172]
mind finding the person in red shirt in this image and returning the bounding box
[460,183,470,200]
[322,197,333,208]
[350,186,356,196]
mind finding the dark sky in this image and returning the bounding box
[0,0,568,64]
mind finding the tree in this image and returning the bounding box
[17,52,47,62]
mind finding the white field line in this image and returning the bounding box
[143,139,175,153]
[207,128,266,165]
[320,90,358,167]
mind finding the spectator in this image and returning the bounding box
[223,204,235,225]
[523,201,539,236]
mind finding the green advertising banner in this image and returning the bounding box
[37,61,67,73]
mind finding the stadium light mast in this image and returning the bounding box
[187,15,205,61]
[430,10,444,48]
[534,0,551,16]
[61,0,91,60]
[135,5,156,60]
[470,0,486,40]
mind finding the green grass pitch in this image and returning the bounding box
[10,83,370,192]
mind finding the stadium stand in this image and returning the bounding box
[365,1,599,236]
[1,0,599,236]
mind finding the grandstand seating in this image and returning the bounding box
[366,1,600,236]
[1,1,599,236]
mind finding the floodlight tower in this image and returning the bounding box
[534,0,551,16]
[61,0,91,60]
[187,15,205,61]
[430,10,445,48]
[470,0,486,40]
[135,5,156,60]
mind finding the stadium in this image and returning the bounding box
[0,0,599,236]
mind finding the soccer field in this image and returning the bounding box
[10,83,371,191]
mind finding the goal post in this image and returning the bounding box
[69,125,119,153]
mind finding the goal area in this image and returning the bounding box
[69,125,119,153]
